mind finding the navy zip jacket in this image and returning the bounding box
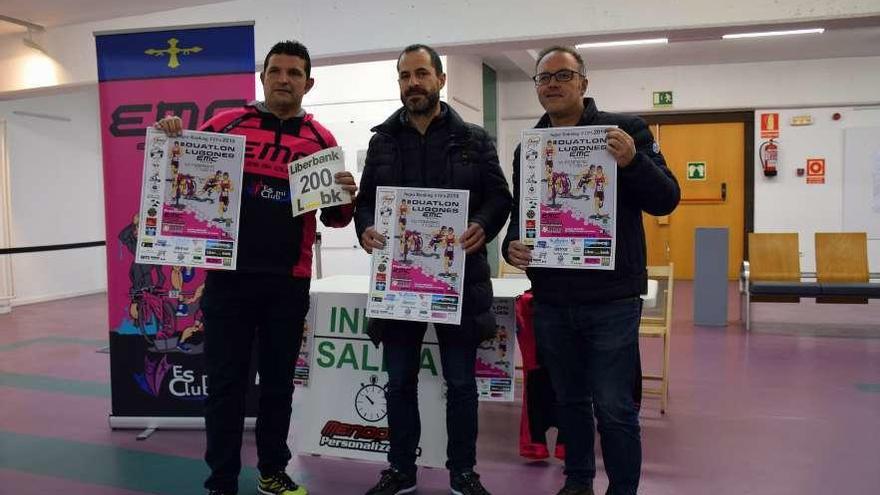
[503,98,680,304]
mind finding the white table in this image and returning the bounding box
[310,275,656,306]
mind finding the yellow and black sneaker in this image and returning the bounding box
[257,471,307,495]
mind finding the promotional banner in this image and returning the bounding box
[97,23,255,420]
[367,187,469,324]
[288,146,352,216]
[520,126,618,269]
[136,128,245,270]
[294,290,448,467]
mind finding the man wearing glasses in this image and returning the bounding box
[503,46,679,495]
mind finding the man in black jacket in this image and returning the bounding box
[355,44,512,495]
[503,46,680,495]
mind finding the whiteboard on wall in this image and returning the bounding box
[842,126,880,239]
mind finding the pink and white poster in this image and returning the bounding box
[476,299,516,401]
[520,126,617,269]
[136,128,244,269]
[367,187,468,325]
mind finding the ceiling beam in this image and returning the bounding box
[0,15,45,32]
[502,50,538,77]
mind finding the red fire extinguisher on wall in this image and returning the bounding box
[759,139,778,177]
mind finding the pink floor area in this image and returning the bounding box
[1,283,879,494]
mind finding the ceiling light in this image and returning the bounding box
[722,28,824,39]
[577,38,668,48]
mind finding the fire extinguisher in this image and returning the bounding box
[759,139,778,177]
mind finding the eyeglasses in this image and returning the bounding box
[532,69,584,86]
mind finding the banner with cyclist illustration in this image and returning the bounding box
[520,126,617,269]
[97,23,256,420]
[367,187,468,325]
[136,128,244,269]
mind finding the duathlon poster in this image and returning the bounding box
[288,146,352,216]
[476,299,516,401]
[367,187,468,325]
[136,128,244,269]
[520,126,617,269]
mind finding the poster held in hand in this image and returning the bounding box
[367,187,469,325]
[520,126,617,269]
[136,128,245,269]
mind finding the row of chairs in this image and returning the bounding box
[742,232,880,330]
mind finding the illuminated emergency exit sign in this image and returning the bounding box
[653,91,673,108]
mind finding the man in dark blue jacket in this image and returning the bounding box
[503,46,680,495]
[355,44,511,495]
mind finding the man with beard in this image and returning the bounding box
[355,44,512,495]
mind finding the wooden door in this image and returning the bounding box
[643,122,745,279]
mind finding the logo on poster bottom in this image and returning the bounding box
[320,421,394,454]
[318,420,424,457]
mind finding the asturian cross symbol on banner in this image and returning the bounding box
[144,38,203,68]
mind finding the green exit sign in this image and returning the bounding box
[653,91,673,107]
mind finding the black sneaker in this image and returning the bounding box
[257,471,307,495]
[555,483,594,495]
[450,471,491,495]
[206,490,236,495]
[364,467,417,495]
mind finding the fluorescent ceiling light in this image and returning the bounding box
[576,38,668,48]
[722,28,824,39]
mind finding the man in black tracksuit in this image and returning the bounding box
[356,44,512,495]
[504,46,680,495]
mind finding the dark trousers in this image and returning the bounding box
[533,297,643,495]
[201,271,310,493]
[382,319,480,476]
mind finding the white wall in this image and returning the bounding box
[500,56,880,119]
[0,87,107,304]
[0,34,68,94]
[446,55,485,125]
[2,0,878,94]
[753,106,880,272]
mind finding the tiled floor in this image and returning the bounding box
[1,284,878,494]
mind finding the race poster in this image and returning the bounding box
[288,146,352,216]
[520,126,617,269]
[476,299,517,401]
[136,128,245,269]
[367,187,468,325]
